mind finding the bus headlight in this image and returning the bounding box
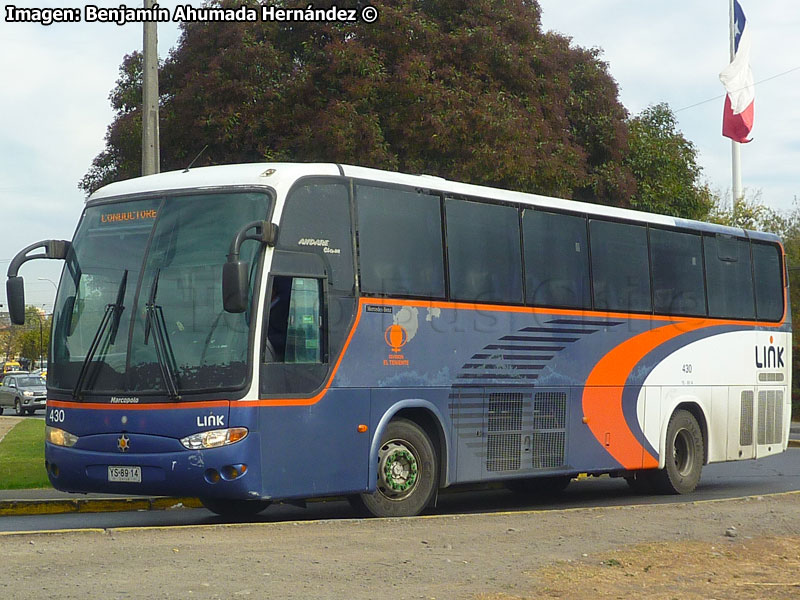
[180,427,248,450]
[46,426,79,448]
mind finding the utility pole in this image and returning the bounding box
[38,309,43,370]
[142,0,160,176]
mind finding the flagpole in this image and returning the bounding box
[729,0,743,203]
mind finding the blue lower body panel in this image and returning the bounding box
[45,434,265,499]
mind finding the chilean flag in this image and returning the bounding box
[719,0,754,143]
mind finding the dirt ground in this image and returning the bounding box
[1,492,800,599]
[507,536,800,600]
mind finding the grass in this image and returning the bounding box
[0,419,52,489]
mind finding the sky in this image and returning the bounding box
[1,0,798,312]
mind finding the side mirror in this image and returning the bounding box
[222,221,278,313]
[222,261,250,313]
[5,239,71,325]
[6,276,25,325]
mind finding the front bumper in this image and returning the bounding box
[45,432,264,499]
[21,395,46,411]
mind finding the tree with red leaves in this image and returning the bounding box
[81,0,704,218]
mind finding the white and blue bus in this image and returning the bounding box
[6,163,791,517]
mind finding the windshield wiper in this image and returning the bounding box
[72,270,128,400]
[144,268,181,400]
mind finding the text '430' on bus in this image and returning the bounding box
[6,163,791,517]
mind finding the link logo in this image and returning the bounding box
[755,336,784,369]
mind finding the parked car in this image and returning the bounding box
[0,372,47,416]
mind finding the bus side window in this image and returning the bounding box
[266,276,324,364]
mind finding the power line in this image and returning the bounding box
[675,65,800,113]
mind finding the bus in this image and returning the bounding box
[5,163,791,517]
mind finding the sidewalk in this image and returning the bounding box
[0,416,201,516]
[1,420,799,518]
[0,487,201,516]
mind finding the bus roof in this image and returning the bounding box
[88,162,781,243]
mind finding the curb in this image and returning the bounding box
[0,496,202,517]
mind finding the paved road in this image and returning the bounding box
[2,448,798,532]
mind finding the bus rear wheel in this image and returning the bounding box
[199,498,271,517]
[651,409,704,494]
[350,418,438,518]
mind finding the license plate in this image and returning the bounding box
[108,466,141,483]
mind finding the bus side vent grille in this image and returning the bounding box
[486,393,523,471]
[757,390,783,445]
[487,434,521,471]
[532,392,567,469]
[533,392,567,430]
[487,393,523,432]
[532,432,565,469]
[740,391,754,446]
[758,372,784,382]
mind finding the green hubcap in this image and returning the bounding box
[384,450,418,491]
[378,441,420,500]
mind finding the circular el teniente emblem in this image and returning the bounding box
[384,324,409,352]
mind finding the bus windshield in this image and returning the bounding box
[50,191,270,397]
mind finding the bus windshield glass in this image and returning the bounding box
[50,191,270,397]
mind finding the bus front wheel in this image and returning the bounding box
[351,418,438,518]
[651,409,704,495]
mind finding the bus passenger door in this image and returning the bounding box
[258,268,369,497]
[261,273,329,395]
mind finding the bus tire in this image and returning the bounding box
[199,498,271,517]
[351,418,438,518]
[651,409,704,495]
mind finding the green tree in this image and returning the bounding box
[708,189,783,230]
[16,316,51,367]
[81,0,637,205]
[2,306,51,368]
[624,103,713,220]
[0,327,18,363]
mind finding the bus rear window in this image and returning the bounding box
[704,234,755,320]
[650,228,706,316]
[590,220,651,313]
[752,242,783,321]
[445,199,523,304]
[522,210,590,309]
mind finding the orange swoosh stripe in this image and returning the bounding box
[582,320,713,469]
